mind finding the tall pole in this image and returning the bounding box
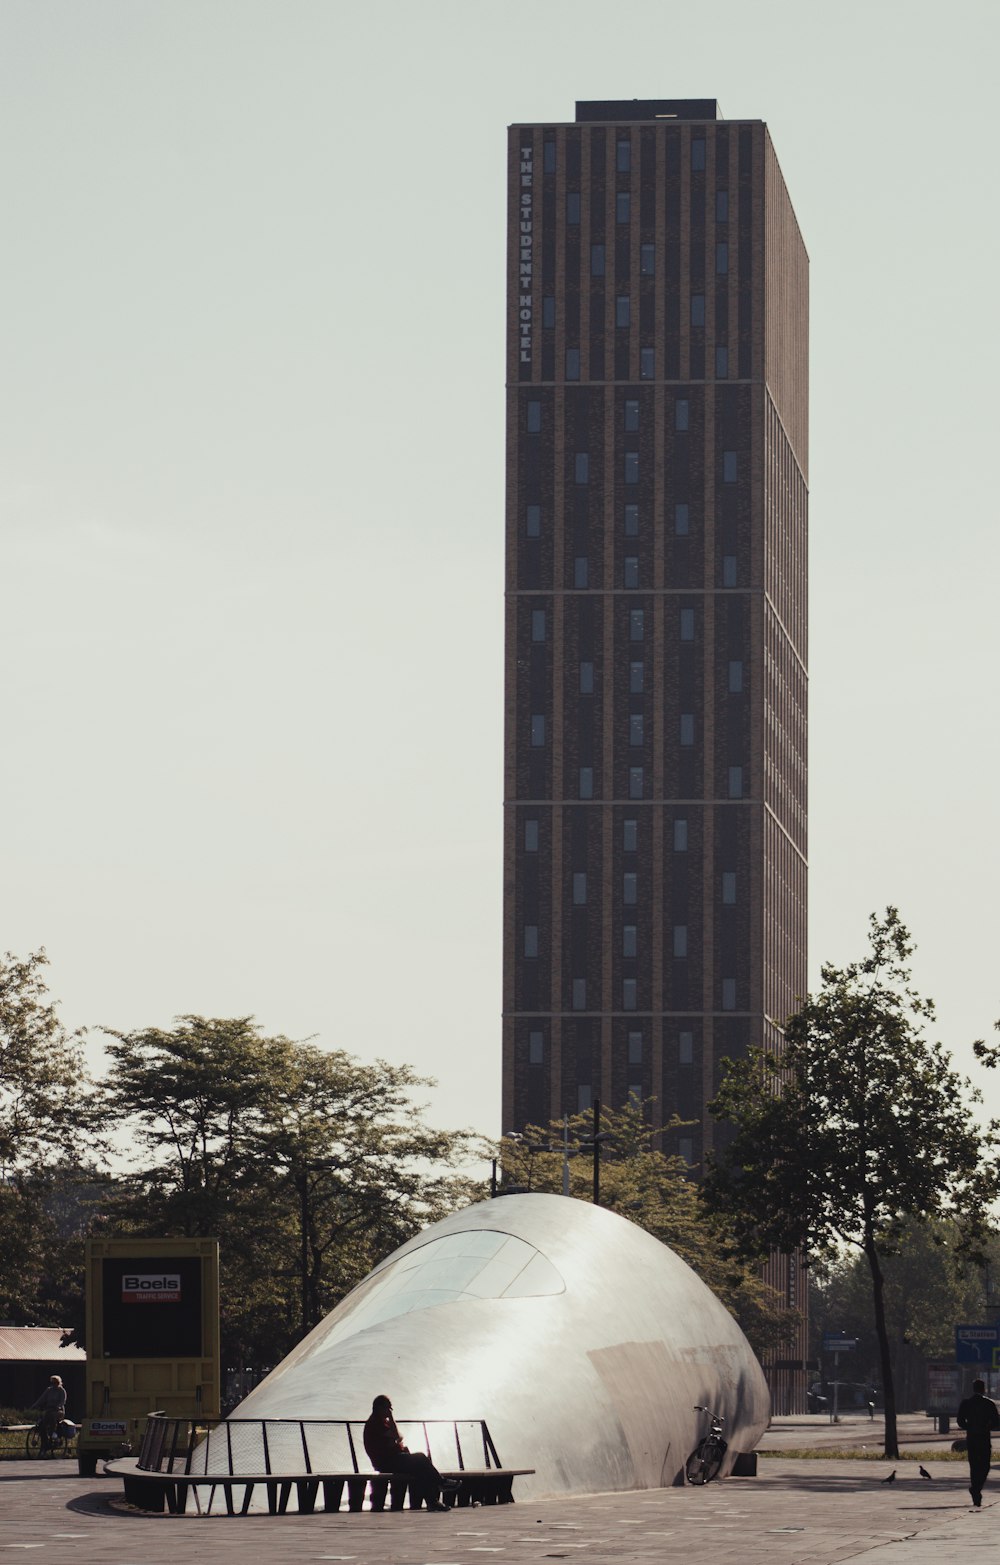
[562,1116,571,1196]
[593,1098,601,1205]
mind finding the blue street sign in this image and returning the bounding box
[955,1325,1000,1364]
[823,1333,857,1352]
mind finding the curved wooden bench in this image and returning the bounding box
[105,1457,533,1515]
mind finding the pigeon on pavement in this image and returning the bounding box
[919,1465,933,1480]
[882,1469,897,1484]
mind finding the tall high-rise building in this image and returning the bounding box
[502,100,808,1173]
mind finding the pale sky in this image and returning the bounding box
[2,0,998,1142]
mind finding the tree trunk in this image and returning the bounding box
[866,1237,899,1459]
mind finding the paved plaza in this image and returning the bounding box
[0,1419,994,1565]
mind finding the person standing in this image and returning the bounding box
[363,1394,451,1511]
[957,1379,1000,1507]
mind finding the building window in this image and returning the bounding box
[673,818,688,851]
[616,192,630,223]
[628,1082,643,1104]
[629,713,644,747]
[629,660,644,693]
[639,347,654,379]
[531,608,546,642]
[573,871,587,906]
[728,765,743,798]
[566,191,581,225]
[691,137,706,171]
[574,452,589,484]
[624,556,639,588]
[629,766,644,799]
[675,398,689,431]
[679,1030,694,1065]
[524,819,539,852]
[529,1029,544,1063]
[629,608,644,641]
[623,925,637,958]
[624,398,639,432]
[578,1084,592,1111]
[628,1030,643,1064]
[624,502,639,536]
[591,244,605,276]
[624,451,639,484]
[722,554,737,586]
[690,294,705,327]
[572,978,587,1011]
[623,978,637,1011]
[679,713,694,747]
[673,925,688,958]
[679,1136,694,1166]
[579,767,594,799]
[526,504,541,537]
[566,347,580,381]
[531,714,545,747]
[574,556,589,588]
[722,978,737,1011]
[722,872,736,905]
[640,242,655,276]
[679,608,695,641]
[616,138,631,171]
[579,660,594,695]
[526,400,542,434]
[716,242,729,274]
[674,503,690,536]
[623,872,638,905]
[543,140,556,174]
[543,295,556,327]
[715,344,729,380]
[623,819,638,853]
[728,660,743,692]
[616,296,631,329]
[723,450,738,483]
[716,189,729,221]
[524,925,538,958]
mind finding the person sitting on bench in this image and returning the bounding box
[363,1394,452,1512]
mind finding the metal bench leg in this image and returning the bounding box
[346,1476,367,1512]
[278,1480,293,1514]
[297,1479,319,1514]
[370,1474,390,1511]
[241,1482,255,1515]
[389,1475,408,1510]
[322,1478,345,1512]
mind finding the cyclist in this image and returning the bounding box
[30,1375,67,1456]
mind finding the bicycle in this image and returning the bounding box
[685,1404,727,1484]
[25,1414,74,1460]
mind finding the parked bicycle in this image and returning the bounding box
[25,1414,75,1459]
[685,1404,727,1484]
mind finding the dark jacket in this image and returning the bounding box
[958,1394,1000,1439]
[364,1411,405,1471]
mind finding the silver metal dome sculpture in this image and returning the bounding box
[235,1193,770,1496]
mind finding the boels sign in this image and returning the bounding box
[121,1273,181,1304]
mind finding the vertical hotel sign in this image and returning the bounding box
[518,141,533,375]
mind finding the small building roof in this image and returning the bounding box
[0,1327,85,1362]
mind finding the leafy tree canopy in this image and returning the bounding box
[102,1015,483,1366]
[0,949,97,1170]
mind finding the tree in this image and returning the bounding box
[102,1016,481,1367]
[0,949,97,1171]
[498,1099,798,1361]
[703,909,1000,1458]
[810,1219,998,1411]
